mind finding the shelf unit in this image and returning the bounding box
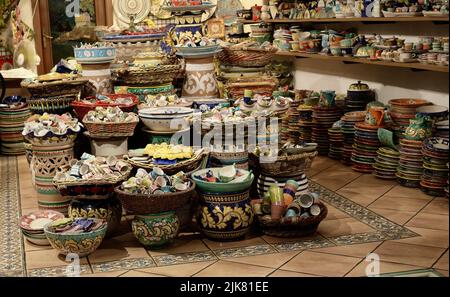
[265,16,449,23]
[276,52,449,73]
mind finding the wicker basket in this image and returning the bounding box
[21,78,94,97]
[83,118,139,138]
[257,202,328,237]
[125,150,208,176]
[112,64,183,85]
[72,94,139,120]
[114,180,196,214]
[27,94,78,115]
[217,47,278,67]
[249,150,318,177]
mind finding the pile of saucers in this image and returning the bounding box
[420,137,449,197]
[0,103,31,155]
[389,98,430,138]
[328,121,344,160]
[373,147,400,180]
[298,105,313,142]
[286,99,301,144]
[341,111,366,166]
[312,106,341,155]
[446,163,449,199]
[435,120,449,138]
[19,210,65,246]
[351,122,382,173]
[396,138,424,188]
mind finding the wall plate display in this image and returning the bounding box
[113,0,152,27]
[150,0,173,19]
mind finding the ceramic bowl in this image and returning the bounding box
[22,231,50,246]
[74,47,116,64]
[139,107,194,132]
[19,210,65,233]
[192,168,254,193]
[416,105,449,120]
[44,218,107,257]
[132,212,180,248]
[303,96,320,106]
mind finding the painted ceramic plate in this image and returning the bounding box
[19,210,65,232]
[113,0,152,26]
[150,0,173,19]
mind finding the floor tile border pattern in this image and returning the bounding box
[6,157,420,276]
[0,156,25,277]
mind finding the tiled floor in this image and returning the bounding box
[2,155,449,277]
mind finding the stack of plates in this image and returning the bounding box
[19,210,65,246]
[298,105,313,142]
[396,138,424,188]
[389,98,430,138]
[373,147,400,179]
[312,106,342,155]
[280,114,290,144]
[328,121,344,160]
[351,122,382,173]
[420,137,449,197]
[446,163,449,199]
[341,111,366,166]
[0,104,31,155]
[286,99,301,144]
[435,120,449,138]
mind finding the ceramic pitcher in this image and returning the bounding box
[365,106,385,127]
[404,115,433,141]
[319,90,336,107]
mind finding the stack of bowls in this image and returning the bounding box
[340,111,366,166]
[298,104,314,143]
[373,147,400,180]
[351,122,382,173]
[420,137,449,196]
[435,120,449,138]
[19,210,65,246]
[312,106,342,155]
[396,138,424,188]
[328,121,344,160]
[0,98,31,155]
[389,99,430,138]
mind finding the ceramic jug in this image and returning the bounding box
[319,90,336,107]
[404,115,433,141]
[365,106,385,127]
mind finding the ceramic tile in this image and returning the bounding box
[393,227,449,248]
[119,270,166,277]
[214,244,277,259]
[268,270,321,277]
[345,261,423,277]
[368,196,430,213]
[81,270,128,277]
[153,251,217,266]
[406,213,449,231]
[273,237,335,252]
[311,164,362,191]
[306,156,340,177]
[25,248,89,270]
[88,240,151,264]
[203,236,266,250]
[322,205,350,220]
[148,238,210,257]
[27,265,92,277]
[367,207,417,225]
[373,241,446,267]
[421,198,449,215]
[435,269,449,277]
[280,251,361,277]
[312,242,382,258]
[383,185,435,201]
[261,233,326,244]
[137,261,216,277]
[193,260,274,277]
[91,257,156,273]
[23,239,53,252]
[433,250,449,271]
[318,218,375,238]
[224,251,298,269]
[337,174,396,206]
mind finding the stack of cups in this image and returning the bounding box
[283,180,299,206]
[269,185,285,220]
[295,192,321,218]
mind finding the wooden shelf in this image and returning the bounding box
[238,20,264,24]
[266,17,449,23]
[276,51,449,73]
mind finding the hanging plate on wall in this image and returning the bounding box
[113,0,152,26]
[150,0,173,19]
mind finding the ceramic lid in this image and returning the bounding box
[348,80,370,91]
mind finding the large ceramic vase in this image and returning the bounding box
[81,63,113,95]
[198,189,254,241]
[132,211,180,248]
[68,196,122,238]
[182,56,219,99]
[31,144,74,214]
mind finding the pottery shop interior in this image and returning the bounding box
[0,0,448,279]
